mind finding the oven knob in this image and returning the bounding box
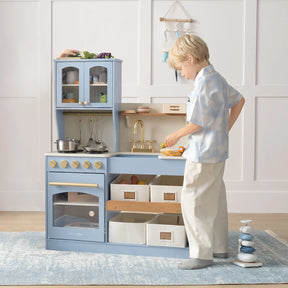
[49,160,57,168]
[71,160,79,168]
[60,160,68,168]
[84,101,88,105]
[94,161,102,169]
[83,161,91,169]
[79,101,83,105]
[89,210,95,217]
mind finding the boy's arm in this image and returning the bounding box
[164,122,202,147]
[229,97,245,131]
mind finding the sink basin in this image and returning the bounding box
[114,153,158,158]
[108,152,185,175]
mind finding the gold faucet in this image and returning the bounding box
[134,120,145,148]
[131,119,156,152]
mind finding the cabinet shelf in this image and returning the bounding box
[54,201,99,207]
[120,112,185,116]
[106,200,182,214]
[90,83,108,87]
[62,84,108,87]
[62,84,79,87]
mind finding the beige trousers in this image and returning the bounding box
[181,159,228,260]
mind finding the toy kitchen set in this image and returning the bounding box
[45,57,189,258]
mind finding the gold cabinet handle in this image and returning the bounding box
[49,182,98,188]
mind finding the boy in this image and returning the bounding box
[164,34,245,270]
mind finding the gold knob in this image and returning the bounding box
[83,161,91,169]
[49,160,57,168]
[79,101,83,105]
[84,101,88,105]
[60,160,68,168]
[94,161,102,169]
[71,160,79,168]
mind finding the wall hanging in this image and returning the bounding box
[160,0,195,81]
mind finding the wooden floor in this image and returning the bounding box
[0,212,288,288]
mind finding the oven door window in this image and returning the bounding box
[53,192,99,229]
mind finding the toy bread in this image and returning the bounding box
[160,148,182,157]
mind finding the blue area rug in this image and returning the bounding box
[0,231,287,285]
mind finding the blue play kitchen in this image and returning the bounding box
[45,57,189,258]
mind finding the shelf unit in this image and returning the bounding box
[120,111,186,128]
[54,58,122,152]
[120,112,185,116]
[106,200,181,214]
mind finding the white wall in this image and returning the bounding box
[0,0,287,212]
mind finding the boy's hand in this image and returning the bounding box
[164,132,180,147]
[164,122,202,148]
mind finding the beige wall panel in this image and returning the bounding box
[225,113,243,181]
[0,98,41,211]
[255,97,288,181]
[0,2,40,99]
[257,0,288,85]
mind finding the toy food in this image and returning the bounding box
[100,93,107,103]
[178,146,185,154]
[160,142,166,149]
[160,148,182,157]
[80,51,97,59]
[62,98,77,103]
[130,175,139,184]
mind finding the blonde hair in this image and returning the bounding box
[168,34,210,69]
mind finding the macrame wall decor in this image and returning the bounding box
[160,0,195,81]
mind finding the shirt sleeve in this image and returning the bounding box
[227,84,243,108]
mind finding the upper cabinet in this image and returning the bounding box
[54,59,122,110]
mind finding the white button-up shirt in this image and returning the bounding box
[183,65,243,163]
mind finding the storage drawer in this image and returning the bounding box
[109,213,156,245]
[147,214,187,248]
[110,174,155,201]
[150,175,183,203]
[162,103,186,114]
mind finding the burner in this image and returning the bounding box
[84,150,108,154]
[59,150,83,153]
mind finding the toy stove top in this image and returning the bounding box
[59,149,108,154]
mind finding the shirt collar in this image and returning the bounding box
[195,64,214,82]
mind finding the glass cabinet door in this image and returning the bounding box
[85,62,113,108]
[56,62,83,108]
[53,192,100,229]
[47,173,104,242]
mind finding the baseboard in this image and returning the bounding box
[227,190,288,213]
